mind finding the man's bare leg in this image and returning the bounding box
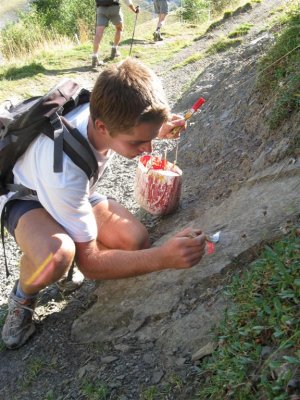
[92,25,106,66]
[2,208,75,348]
[111,23,123,58]
[93,199,150,250]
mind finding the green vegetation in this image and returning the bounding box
[205,1,254,33]
[20,357,48,387]
[228,22,253,37]
[178,0,210,23]
[256,4,300,128]
[80,379,109,400]
[172,52,203,70]
[141,385,161,400]
[206,36,242,54]
[197,230,300,400]
[140,374,185,399]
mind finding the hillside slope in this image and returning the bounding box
[0,0,299,399]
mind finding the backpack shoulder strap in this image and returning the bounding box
[61,116,98,185]
[42,114,98,185]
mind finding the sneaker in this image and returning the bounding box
[2,283,36,349]
[56,265,84,295]
[91,55,104,68]
[156,31,163,41]
[153,31,163,42]
[111,47,121,59]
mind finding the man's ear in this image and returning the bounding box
[95,119,109,135]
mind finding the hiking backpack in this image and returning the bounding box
[95,0,120,7]
[0,79,99,276]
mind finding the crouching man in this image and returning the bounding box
[1,58,206,349]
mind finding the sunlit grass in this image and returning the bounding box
[197,230,300,400]
[256,2,300,128]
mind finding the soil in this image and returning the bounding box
[0,0,299,399]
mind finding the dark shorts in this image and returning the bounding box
[153,0,168,15]
[96,5,123,26]
[3,192,107,238]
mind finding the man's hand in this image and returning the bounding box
[158,113,187,139]
[130,4,139,13]
[160,228,206,269]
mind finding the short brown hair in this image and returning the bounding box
[90,58,170,135]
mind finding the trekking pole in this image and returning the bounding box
[129,5,139,57]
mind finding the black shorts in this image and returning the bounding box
[3,193,107,238]
[3,200,43,238]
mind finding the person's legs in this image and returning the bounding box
[93,199,150,251]
[2,203,75,348]
[157,13,167,30]
[153,0,168,41]
[93,25,106,55]
[110,6,123,58]
[92,25,106,66]
[15,208,75,295]
[92,7,109,66]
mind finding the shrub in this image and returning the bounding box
[32,0,95,38]
[180,0,210,22]
[256,6,300,128]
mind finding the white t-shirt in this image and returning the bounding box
[0,103,113,242]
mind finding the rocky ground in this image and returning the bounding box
[0,0,299,399]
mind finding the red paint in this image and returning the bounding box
[135,155,182,215]
[206,242,215,255]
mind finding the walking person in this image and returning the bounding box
[1,58,206,349]
[92,0,139,67]
[153,0,168,41]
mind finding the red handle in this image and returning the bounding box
[191,97,205,112]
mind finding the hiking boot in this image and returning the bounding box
[2,283,36,349]
[91,55,104,68]
[153,31,163,42]
[56,265,84,295]
[156,31,163,41]
[111,47,121,59]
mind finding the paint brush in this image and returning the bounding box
[172,97,206,135]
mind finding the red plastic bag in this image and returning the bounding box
[134,155,182,215]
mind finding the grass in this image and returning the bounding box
[228,22,254,38]
[19,357,49,388]
[256,3,300,129]
[172,52,204,70]
[206,36,242,55]
[197,229,300,400]
[140,374,185,399]
[80,379,110,400]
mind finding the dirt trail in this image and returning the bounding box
[0,1,299,399]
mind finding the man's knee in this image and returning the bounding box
[23,238,76,293]
[115,23,123,32]
[52,239,76,274]
[121,226,150,250]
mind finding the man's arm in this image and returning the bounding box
[75,228,206,280]
[123,0,139,13]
